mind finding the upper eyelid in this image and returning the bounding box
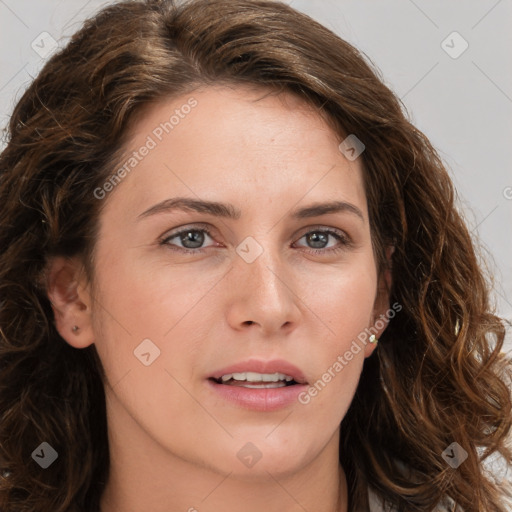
[160,223,214,241]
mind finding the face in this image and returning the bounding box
[52,85,390,479]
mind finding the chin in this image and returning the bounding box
[224,455,308,481]
[214,436,317,479]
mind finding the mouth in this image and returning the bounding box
[207,359,308,411]
[209,371,301,388]
[208,359,308,387]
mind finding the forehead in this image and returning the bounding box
[102,84,367,219]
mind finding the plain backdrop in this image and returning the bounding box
[1,0,511,353]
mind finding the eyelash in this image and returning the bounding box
[159,224,352,256]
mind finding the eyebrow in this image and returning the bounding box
[137,197,364,222]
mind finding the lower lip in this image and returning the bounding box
[207,379,308,412]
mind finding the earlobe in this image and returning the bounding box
[364,245,395,358]
[45,256,95,349]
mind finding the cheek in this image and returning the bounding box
[316,260,377,339]
[88,248,217,384]
[302,262,376,408]
[91,245,206,332]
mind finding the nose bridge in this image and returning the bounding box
[229,233,298,329]
[236,234,285,296]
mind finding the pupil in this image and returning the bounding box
[182,231,204,248]
[308,232,327,248]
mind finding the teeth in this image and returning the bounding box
[220,372,294,382]
[240,382,287,388]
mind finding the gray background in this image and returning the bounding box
[1,0,511,352]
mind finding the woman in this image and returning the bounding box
[0,0,510,510]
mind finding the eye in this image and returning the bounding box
[160,225,216,254]
[294,228,352,255]
[159,224,352,255]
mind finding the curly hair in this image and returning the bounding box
[0,0,510,511]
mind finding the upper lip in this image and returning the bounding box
[209,359,308,384]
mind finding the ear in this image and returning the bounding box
[45,256,95,348]
[364,245,394,358]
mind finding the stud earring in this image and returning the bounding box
[454,319,461,336]
[72,325,80,333]
[369,334,378,344]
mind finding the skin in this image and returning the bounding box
[47,84,391,512]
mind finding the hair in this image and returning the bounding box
[0,0,511,510]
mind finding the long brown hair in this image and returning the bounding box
[0,0,510,510]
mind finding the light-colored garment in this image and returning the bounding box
[367,488,458,512]
[368,488,386,511]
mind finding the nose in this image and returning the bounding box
[225,240,302,336]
